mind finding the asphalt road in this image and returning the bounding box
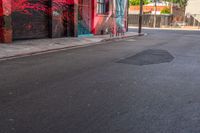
[1,28,200,133]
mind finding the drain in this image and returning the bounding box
[118,49,174,66]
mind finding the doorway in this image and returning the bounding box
[78,0,92,36]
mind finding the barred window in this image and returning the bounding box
[97,0,109,14]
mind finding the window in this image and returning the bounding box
[97,0,109,14]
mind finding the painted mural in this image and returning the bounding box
[116,0,127,31]
[78,0,92,36]
[92,0,128,35]
[92,0,111,34]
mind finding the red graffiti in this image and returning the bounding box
[12,0,48,15]
[0,0,75,16]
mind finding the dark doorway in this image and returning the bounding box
[78,0,92,36]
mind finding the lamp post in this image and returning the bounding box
[138,0,143,34]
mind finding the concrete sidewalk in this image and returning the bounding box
[0,32,138,60]
[129,26,200,31]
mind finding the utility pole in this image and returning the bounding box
[138,0,143,34]
[127,0,129,32]
[153,0,157,28]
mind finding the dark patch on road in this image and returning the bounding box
[118,49,174,66]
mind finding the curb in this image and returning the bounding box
[101,33,145,42]
[0,33,144,61]
[0,43,95,61]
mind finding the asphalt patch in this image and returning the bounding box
[118,49,174,66]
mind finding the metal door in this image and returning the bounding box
[12,0,49,40]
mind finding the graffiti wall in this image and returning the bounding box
[0,0,77,41]
[12,0,77,39]
[92,0,112,34]
[51,0,76,37]
[78,0,92,35]
[0,0,12,42]
[92,0,128,35]
[0,0,128,42]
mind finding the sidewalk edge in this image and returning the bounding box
[101,33,144,42]
[0,33,143,61]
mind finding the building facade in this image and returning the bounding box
[0,0,128,43]
[185,0,200,15]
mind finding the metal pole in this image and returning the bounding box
[127,0,129,32]
[153,0,157,28]
[138,0,143,34]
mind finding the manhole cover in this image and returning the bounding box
[118,49,174,66]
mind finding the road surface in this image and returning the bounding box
[1,28,200,133]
